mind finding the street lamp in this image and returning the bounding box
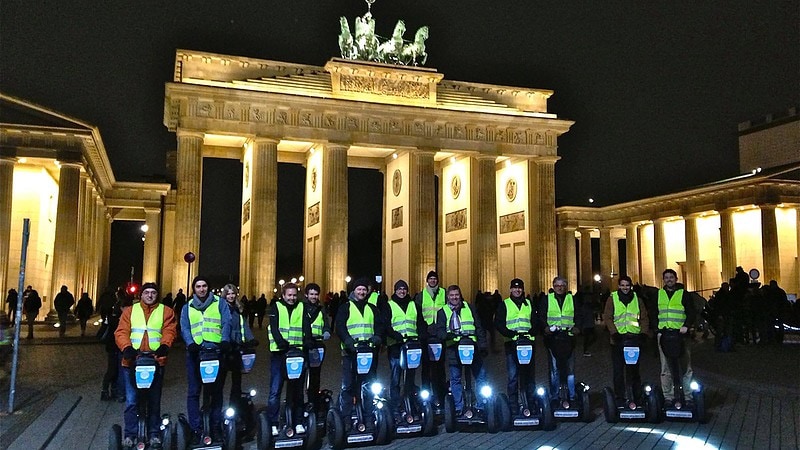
[278,279,285,287]
[298,275,304,282]
[593,274,601,282]
[345,275,351,283]
[290,277,297,284]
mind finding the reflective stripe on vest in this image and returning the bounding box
[310,309,324,339]
[269,302,305,351]
[130,303,164,350]
[546,293,575,331]
[611,292,641,334]
[388,299,418,345]
[188,296,222,344]
[421,288,445,325]
[341,302,375,349]
[442,306,475,345]
[503,297,533,342]
[658,289,685,330]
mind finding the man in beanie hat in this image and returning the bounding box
[180,275,232,443]
[380,279,427,415]
[303,282,331,417]
[335,277,384,418]
[495,278,538,408]
[414,270,447,410]
[115,282,177,449]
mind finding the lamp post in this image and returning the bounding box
[184,252,196,298]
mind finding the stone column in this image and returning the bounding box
[0,157,15,309]
[321,143,349,293]
[796,208,800,291]
[684,214,701,292]
[142,208,162,283]
[579,229,593,289]
[760,205,781,284]
[408,150,436,290]
[599,227,612,292]
[719,208,737,282]
[249,137,279,298]
[562,227,578,291]
[653,218,667,275]
[49,161,82,315]
[625,223,640,283]
[171,130,204,294]
[532,157,558,292]
[470,156,498,292]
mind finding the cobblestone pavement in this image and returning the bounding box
[1,320,798,449]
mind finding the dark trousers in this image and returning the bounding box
[25,313,37,338]
[186,351,224,433]
[267,352,304,423]
[219,353,243,404]
[103,348,120,393]
[582,327,597,353]
[420,341,446,406]
[505,343,536,406]
[339,350,377,417]
[57,311,68,336]
[611,342,642,401]
[387,347,417,409]
[122,365,164,439]
[307,365,322,405]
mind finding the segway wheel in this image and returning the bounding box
[256,410,272,450]
[175,416,190,450]
[306,408,320,450]
[443,394,456,433]
[224,417,237,450]
[603,387,617,423]
[326,408,345,450]
[540,392,555,431]
[375,407,391,445]
[421,400,436,436]
[497,394,512,430]
[486,395,499,434]
[581,389,593,423]
[109,424,122,450]
[694,389,707,424]
[161,419,173,450]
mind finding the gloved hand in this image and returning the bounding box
[277,340,290,352]
[219,341,232,353]
[344,339,356,353]
[571,326,581,335]
[370,336,382,347]
[154,345,169,358]
[322,331,331,341]
[122,346,137,361]
[187,343,201,354]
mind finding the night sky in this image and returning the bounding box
[2,1,798,288]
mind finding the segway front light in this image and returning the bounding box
[420,389,431,401]
[480,385,492,398]
[225,407,235,418]
[370,382,383,396]
[690,381,700,392]
[536,387,546,397]
[249,388,257,397]
[644,385,652,393]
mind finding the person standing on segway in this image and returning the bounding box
[267,282,311,435]
[603,275,651,407]
[380,279,427,417]
[116,282,177,449]
[434,284,489,417]
[303,282,331,415]
[335,277,384,421]
[656,269,696,407]
[538,276,581,403]
[181,275,232,444]
[414,271,447,411]
[220,283,258,404]
[495,278,538,407]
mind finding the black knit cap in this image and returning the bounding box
[510,278,524,289]
[394,279,409,291]
[192,275,209,289]
[141,282,158,292]
[426,271,438,280]
[352,277,371,290]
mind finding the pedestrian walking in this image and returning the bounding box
[76,292,94,336]
[54,285,75,337]
[22,287,41,339]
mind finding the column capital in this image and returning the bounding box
[530,155,561,164]
[176,129,205,140]
[759,204,778,211]
[0,156,17,164]
[473,154,497,162]
[251,136,280,146]
[56,161,83,170]
[144,207,162,215]
[325,141,350,151]
[682,212,703,220]
[414,146,439,156]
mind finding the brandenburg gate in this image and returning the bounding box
[164,49,573,297]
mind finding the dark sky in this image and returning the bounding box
[2,1,798,286]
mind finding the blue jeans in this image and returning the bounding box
[448,360,487,412]
[186,350,224,433]
[505,346,536,406]
[547,349,575,401]
[122,365,164,439]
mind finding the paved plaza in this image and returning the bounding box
[1,320,798,449]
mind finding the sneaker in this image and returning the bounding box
[271,425,279,436]
[121,437,134,449]
[295,424,306,434]
[149,436,162,449]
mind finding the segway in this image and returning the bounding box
[656,329,706,422]
[325,340,391,449]
[108,352,172,450]
[548,328,591,422]
[256,347,320,450]
[442,334,505,433]
[390,339,436,437]
[226,346,259,444]
[504,336,553,431]
[425,338,445,415]
[602,333,659,423]
[175,345,237,450]
[306,340,333,434]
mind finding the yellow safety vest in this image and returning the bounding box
[387,299,418,346]
[269,302,305,351]
[546,293,575,333]
[309,308,325,339]
[368,292,379,306]
[611,292,641,334]
[130,303,164,350]
[188,296,222,344]
[420,287,446,325]
[341,301,375,349]
[657,289,685,330]
[503,297,533,342]
[442,305,475,345]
